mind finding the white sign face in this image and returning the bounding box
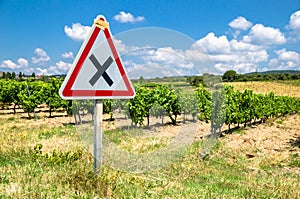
[59,15,135,100]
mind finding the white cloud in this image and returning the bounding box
[37,68,50,76]
[112,37,140,55]
[230,39,263,51]
[141,47,194,69]
[243,24,286,45]
[287,10,300,39]
[122,46,197,78]
[126,61,187,79]
[276,48,300,62]
[18,58,29,67]
[191,32,230,54]
[268,48,300,70]
[36,60,71,76]
[48,61,72,75]
[31,48,50,65]
[0,58,28,69]
[114,11,145,23]
[229,16,253,30]
[23,67,35,75]
[61,52,74,59]
[113,38,128,54]
[289,10,300,30]
[214,62,259,74]
[187,33,269,74]
[64,23,91,41]
[0,60,17,69]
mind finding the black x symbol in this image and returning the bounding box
[89,54,114,87]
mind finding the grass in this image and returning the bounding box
[0,116,299,198]
[289,154,300,167]
[104,128,170,154]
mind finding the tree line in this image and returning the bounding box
[0,71,37,79]
[186,70,300,87]
[222,70,300,82]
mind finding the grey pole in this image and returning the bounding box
[94,99,103,173]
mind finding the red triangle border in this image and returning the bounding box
[61,19,135,98]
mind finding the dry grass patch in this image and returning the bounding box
[226,81,300,98]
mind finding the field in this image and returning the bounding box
[226,80,300,98]
[0,80,300,198]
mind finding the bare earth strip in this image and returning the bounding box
[222,114,300,174]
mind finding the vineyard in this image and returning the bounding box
[0,77,300,198]
[1,78,299,132]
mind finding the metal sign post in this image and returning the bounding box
[94,99,103,173]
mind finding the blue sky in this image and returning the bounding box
[1,0,300,76]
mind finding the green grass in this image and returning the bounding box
[0,116,299,198]
[289,154,300,167]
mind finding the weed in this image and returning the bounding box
[30,144,83,165]
[288,154,300,167]
[7,117,15,122]
[233,128,244,135]
[276,119,284,124]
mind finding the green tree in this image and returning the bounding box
[18,72,23,80]
[12,72,16,79]
[186,76,204,87]
[6,72,12,79]
[222,70,238,82]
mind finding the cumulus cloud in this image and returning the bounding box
[126,60,189,79]
[122,46,197,78]
[112,37,140,55]
[64,23,91,41]
[229,16,253,30]
[289,10,300,30]
[23,67,35,75]
[18,58,29,67]
[31,48,50,65]
[287,10,300,39]
[48,61,72,75]
[275,48,300,62]
[114,11,145,23]
[187,33,269,74]
[141,47,194,69]
[243,24,286,45]
[61,52,74,59]
[191,32,230,54]
[214,62,259,74]
[37,68,50,76]
[268,48,300,70]
[37,61,71,75]
[0,58,28,69]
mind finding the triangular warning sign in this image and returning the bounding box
[59,15,135,100]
